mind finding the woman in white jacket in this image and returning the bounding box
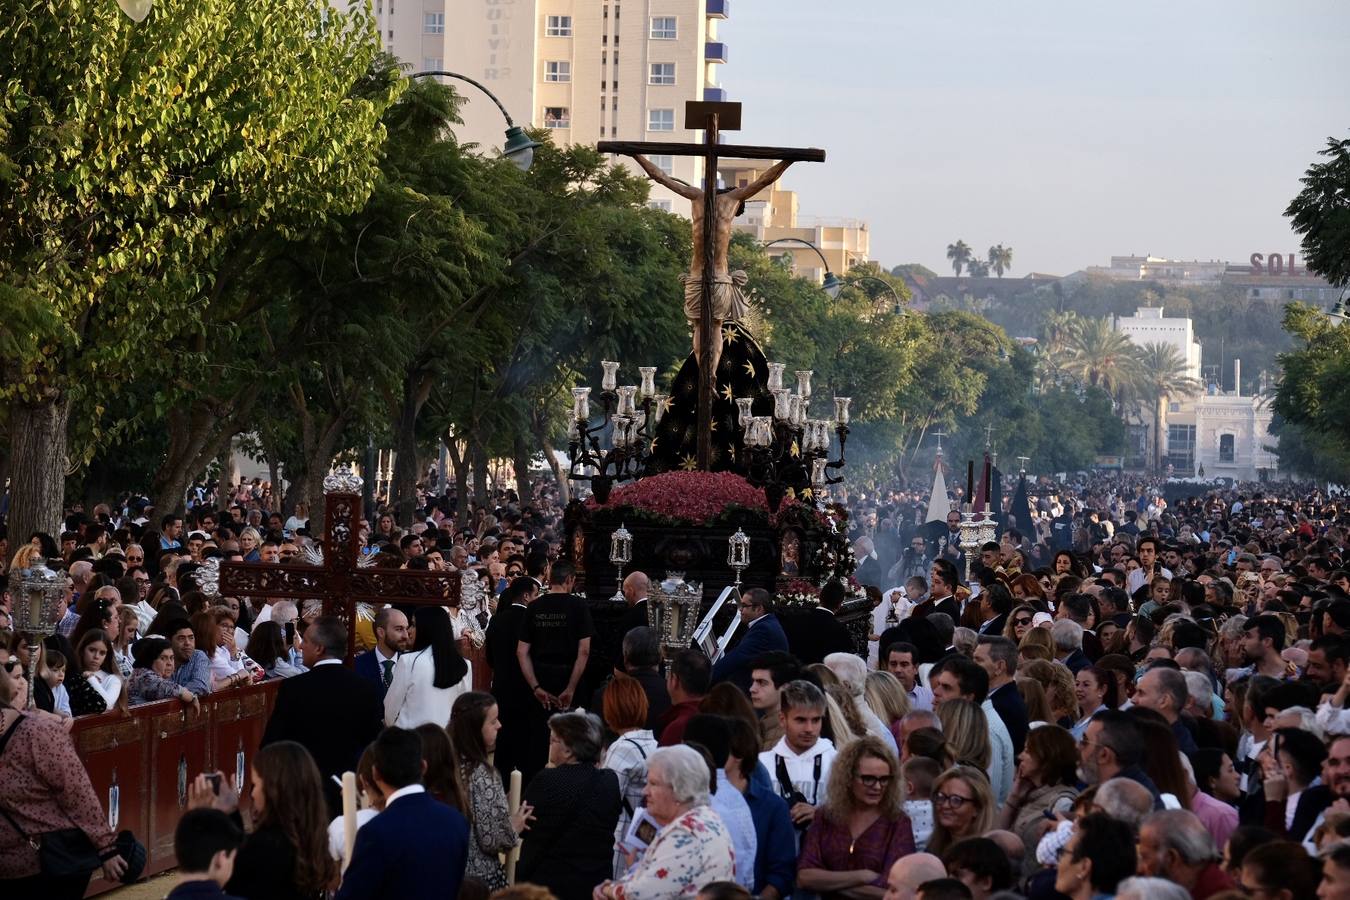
[384,605,472,729]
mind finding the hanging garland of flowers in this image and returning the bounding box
[585,470,813,527]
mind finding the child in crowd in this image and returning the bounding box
[166,808,245,899]
[902,756,940,852]
[44,649,72,719]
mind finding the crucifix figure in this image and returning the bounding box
[599,101,824,469]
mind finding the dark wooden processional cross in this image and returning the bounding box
[218,469,460,661]
[598,101,825,470]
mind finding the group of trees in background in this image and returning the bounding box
[944,240,1014,277]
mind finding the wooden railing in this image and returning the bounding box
[69,681,281,896]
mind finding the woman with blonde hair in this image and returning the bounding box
[1020,659,1079,729]
[1016,676,1054,724]
[935,699,991,771]
[864,670,911,749]
[238,526,263,562]
[1018,627,1055,663]
[796,735,915,897]
[927,765,996,857]
[1002,604,1039,642]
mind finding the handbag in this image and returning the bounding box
[0,713,110,879]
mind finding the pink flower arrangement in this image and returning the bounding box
[587,470,800,525]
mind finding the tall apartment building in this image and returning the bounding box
[375,0,732,217]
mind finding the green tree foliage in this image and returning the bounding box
[1135,342,1201,472]
[1272,303,1350,475]
[988,244,1013,278]
[946,240,973,276]
[0,0,392,534]
[1287,132,1350,287]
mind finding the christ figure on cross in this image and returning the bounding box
[631,155,794,373]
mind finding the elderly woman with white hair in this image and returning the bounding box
[592,745,735,900]
[824,651,899,755]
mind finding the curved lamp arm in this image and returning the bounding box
[846,273,907,313]
[762,238,843,297]
[410,70,540,170]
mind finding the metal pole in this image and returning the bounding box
[697,113,720,470]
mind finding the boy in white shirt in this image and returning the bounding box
[758,679,837,843]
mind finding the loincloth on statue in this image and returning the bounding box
[680,270,750,324]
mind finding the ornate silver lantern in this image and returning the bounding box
[727,528,751,589]
[647,572,703,663]
[10,559,68,709]
[323,463,365,495]
[609,523,633,603]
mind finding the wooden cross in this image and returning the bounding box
[598,101,825,469]
[931,428,946,453]
[218,471,460,661]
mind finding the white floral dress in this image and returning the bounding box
[612,804,736,900]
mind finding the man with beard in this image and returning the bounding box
[1078,709,1163,806]
[1243,614,1293,680]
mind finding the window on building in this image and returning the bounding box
[648,108,675,131]
[544,61,571,82]
[545,15,572,37]
[649,63,676,85]
[651,154,674,176]
[423,12,444,33]
[648,199,674,212]
[650,16,677,39]
[544,107,570,128]
[422,57,443,72]
[1219,434,1235,463]
[1166,424,1197,473]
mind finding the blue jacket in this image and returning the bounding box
[353,649,391,703]
[743,762,797,897]
[711,614,789,692]
[335,790,469,900]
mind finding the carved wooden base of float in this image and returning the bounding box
[71,681,279,896]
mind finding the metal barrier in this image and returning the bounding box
[68,680,281,895]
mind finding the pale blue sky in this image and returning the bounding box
[721,1,1350,276]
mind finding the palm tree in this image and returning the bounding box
[1061,317,1144,398]
[946,240,972,276]
[988,244,1013,277]
[1136,342,1201,472]
[966,258,990,278]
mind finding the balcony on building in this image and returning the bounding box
[706,0,730,18]
[705,41,728,64]
[703,86,728,102]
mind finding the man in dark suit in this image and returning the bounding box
[335,727,469,900]
[352,607,409,703]
[853,536,884,590]
[485,576,540,782]
[909,559,961,621]
[975,635,1029,755]
[712,587,789,692]
[591,625,670,732]
[974,581,1011,637]
[261,616,382,817]
[782,579,856,667]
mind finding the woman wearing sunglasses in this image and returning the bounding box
[925,764,996,857]
[797,735,915,898]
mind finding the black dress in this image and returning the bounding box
[516,764,622,900]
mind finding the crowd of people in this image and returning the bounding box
[3,473,1350,900]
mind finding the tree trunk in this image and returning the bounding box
[150,386,261,515]
[390,369,433,528]
[513,434,532,505]
[8,395,72,545]
[538,433,570,505]
[445,437,470,529]
[217,444,237,511]
[471,437,489,509]
[1154,396,1167,473]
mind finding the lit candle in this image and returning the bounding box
[601,360,619,392]
[767,362,786,392]
[834,396,851,426]
[639,367,657,399]
[572,387,591,422]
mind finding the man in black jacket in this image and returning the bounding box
[260,616,382,816]
[485,576,540,783]
[782,579,856,666]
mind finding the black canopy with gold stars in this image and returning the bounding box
[649,321,775,474]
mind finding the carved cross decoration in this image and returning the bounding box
[218,467,460,661]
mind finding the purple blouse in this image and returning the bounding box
[798,810,916,888]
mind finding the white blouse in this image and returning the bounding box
[383,646,472,730]
[85,670,123,708]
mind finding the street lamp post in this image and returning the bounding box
[763,238,845,297]
[410,70,540,171]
